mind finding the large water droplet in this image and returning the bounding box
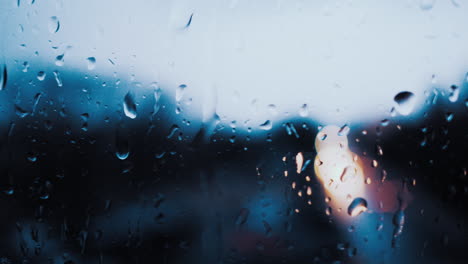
[87,57,96,70]
[48,16,60,33]
[347,197,368,217]
[123,91,137,119]
[0,64,7,91]
[175,84,186,102]
[394,91,416,116]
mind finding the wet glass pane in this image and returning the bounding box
[1,1,467,263]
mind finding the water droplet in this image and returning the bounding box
[53,70,62,87]
[318,131,327,140]
[55,54,64,66]
[451,0,460,7]
[185,13,194,28]
[235,208,249,227]
[267,104,277,115]
[27,152,37,162]
[394,91,416,116]
[392,210,405,242]
[152,83,162,115]
[37,71,46,81]
[340,166,357,182]
[175,84,186,102]
[420,0,436,10]
[87,57,96,70]
[259,120,272,130]
[299,104,309,117]
[22,61,29,72]
[48,16,60,33]
[32,93,42,114]
[0,64,7,90]
[115,131,129,160]
[376,145,383,156]
[167,125,179,139]
[448,85,459,103]
[15,104,29,118]
[123,91,137,119]
[325,207,332,216]
[347,197,368,217]
[284,123,299,138]
[445,112,454,122]
[338,124,350,136]
[296,152,304,174]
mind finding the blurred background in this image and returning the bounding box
[0,0,467,263]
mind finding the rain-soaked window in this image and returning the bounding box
[1,1,467,263]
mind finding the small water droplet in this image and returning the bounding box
[376,145,384,156]
[259,120,272,130]
[445,112,454,122]
[338,124,350,136]
[37,71,46,81]
[420,0,436,10]
[123,91,137,119]
[347,197,368,217]
[22,61,29,72]
[15,104,29,118]
[152,83,162,115]
[448,85,459,103]
[53,70,62,87]
[48,16,60,33]
[175,84,186,102]
[394,91,416,116]
[32,93,42,114]
[340,166,357,182]
[115,131,129,160]
[392,210,405,244]
[284,123,299,138]
[55,54,64,66]
[87,57,96,70]
[185,13,194,28]
[299,104,309,117]
[0,64,7,90]
[167,125,180,139]
[449,0,460,7]
[235,208,249,227]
